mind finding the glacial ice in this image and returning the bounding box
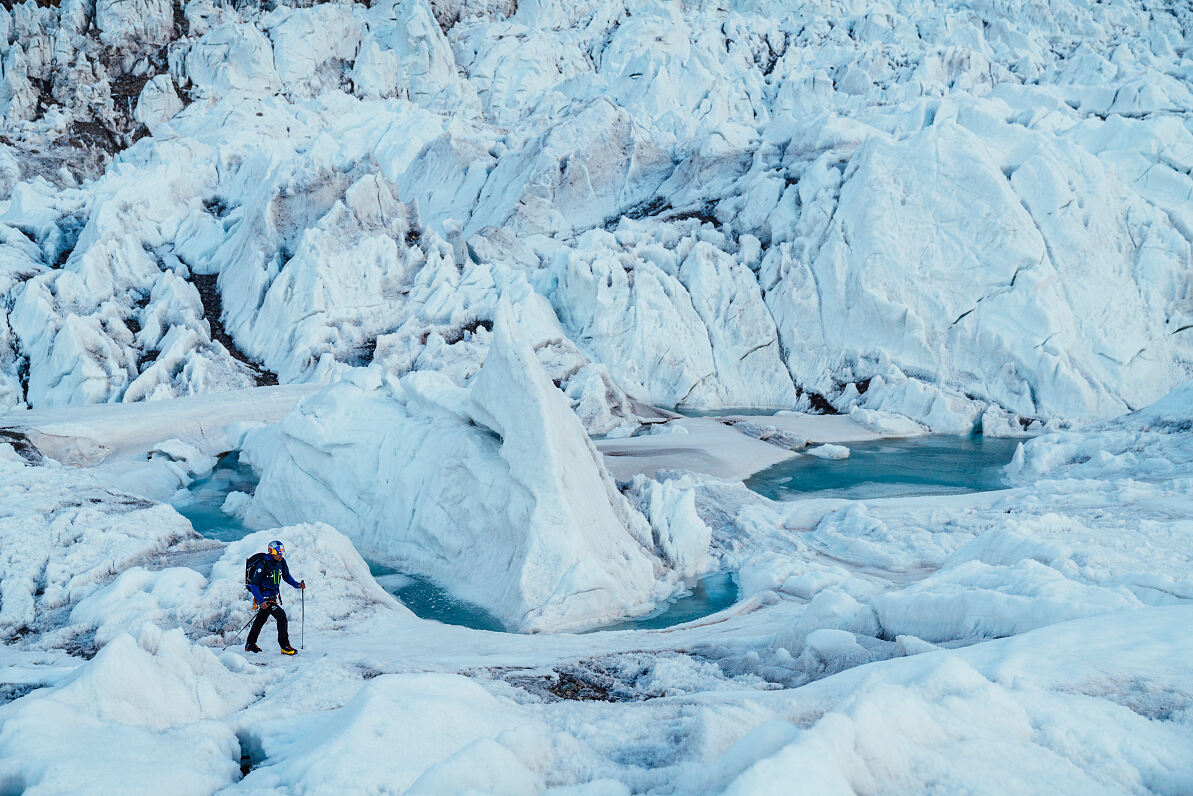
[1,0,1193,791]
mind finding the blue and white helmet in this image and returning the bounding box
[267,540,285,556]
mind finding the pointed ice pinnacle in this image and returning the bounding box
[467,299,660,631]
[244,299,672,632]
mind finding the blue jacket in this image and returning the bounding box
[248,555,301,603]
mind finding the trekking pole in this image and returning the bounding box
[301,588,305,650]
[223,613,256,651]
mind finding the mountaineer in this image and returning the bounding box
[244,540,306,655]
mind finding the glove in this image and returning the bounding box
[299,581,306,590]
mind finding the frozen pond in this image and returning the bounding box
[746,434,1024,501]
[172,453,739,633]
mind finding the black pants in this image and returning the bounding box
[246,602,290,648]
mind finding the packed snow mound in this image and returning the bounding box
[3,0,1192,429]
[871,557,1143,643]
[0,628,252,795]
[34,627,250,728]
[807,444,849,460]
[1124,379,1193,431]
[0,461,195,640]
[726,608,1193,794]
[246,305,689,631]
[240,672,552,794]
[67,524,403,648]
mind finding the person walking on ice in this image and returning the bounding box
[245,540,306,655]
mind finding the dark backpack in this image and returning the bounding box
[245,552,268,593]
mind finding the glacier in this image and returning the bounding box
[1,0,1193,792]
[2,0,1190,424]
